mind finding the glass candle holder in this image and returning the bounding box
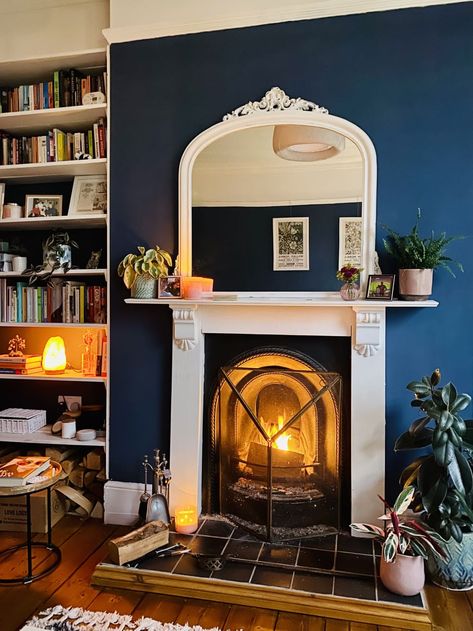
[174,505,199,534]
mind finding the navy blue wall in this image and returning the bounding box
[110,3,473,495]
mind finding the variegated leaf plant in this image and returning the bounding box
[351,486,446,563]
[117,246,173,289]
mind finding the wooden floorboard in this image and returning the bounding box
[0,518,472,631]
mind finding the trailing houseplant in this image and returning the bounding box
[351,486,446,596]
[383,209,463,300]
[23,230,78,285]
[395,369,473,590]
[117,245,173,298]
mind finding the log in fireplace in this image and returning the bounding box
[206,348,342,542]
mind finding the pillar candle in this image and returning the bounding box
[174,505,199,534]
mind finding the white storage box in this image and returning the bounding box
[0,408,47,434]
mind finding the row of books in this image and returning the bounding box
[0,118,106,165]
[0,354,42,375]
[0,69,107,113]
[0,408,46,435]
[0,454,51,486]
[0,280,106,324]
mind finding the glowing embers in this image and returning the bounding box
[213,349,342,542]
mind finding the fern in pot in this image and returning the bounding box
[395,369,473,590]
[117,245,172,298]
[383,209,463,300]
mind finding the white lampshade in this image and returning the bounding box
[273,125,345,161]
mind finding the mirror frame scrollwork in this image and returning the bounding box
[178,87,377,292]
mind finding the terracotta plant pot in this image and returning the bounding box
[380,554,425,596]
[398,268,433,301]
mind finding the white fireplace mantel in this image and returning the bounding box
[125,293,437,526]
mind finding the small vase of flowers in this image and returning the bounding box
[336,266,362,301]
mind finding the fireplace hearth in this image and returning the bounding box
[206,348,342,542]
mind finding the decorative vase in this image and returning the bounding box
[340,282,360,301]
[398,268,433,301]
[131,274,157,299]
[427,531,473,591]
[43,243,71,271]
[380,554,425,596]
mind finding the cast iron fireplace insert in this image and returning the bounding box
[205,348,342,542]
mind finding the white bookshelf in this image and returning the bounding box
[0,425,105,447]
[0,159,107,183]
[0,370,105,383]
[0,214,106,231]
[0,104,107,135]
[0,322,106,328]
[0,268,107,278]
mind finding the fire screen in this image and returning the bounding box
[210,349,342,542]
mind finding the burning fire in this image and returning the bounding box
[272,415,291,451]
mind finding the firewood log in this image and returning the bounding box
[108,520,169,565]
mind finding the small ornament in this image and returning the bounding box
[81,330,96,376]
[8,335,26,357]
[74,151,92,160]
[86,249,102,269]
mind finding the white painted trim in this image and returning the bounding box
[103,0,467,44]
[178,98,377,290]
[104,480,143,525]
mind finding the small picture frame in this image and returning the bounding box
[339,217,362,269]
[273,217,309,271]
[25,194,63,217]
[158,276,182,298]
[0,183,5,211]
[68,175,107,215]
[366,274,395,300]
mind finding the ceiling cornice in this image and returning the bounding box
[104,0,470,45]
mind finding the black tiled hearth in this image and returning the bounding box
[129,517,425,608]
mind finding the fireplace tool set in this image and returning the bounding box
[138,449,172,525]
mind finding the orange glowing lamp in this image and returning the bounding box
[174,505,199,534]
[42,336,67,374]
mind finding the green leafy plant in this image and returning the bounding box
[23,230,78,285]
[351,486,446,562]
[383,209,463,276]
[117,245,172,289]
[395,369,473,542]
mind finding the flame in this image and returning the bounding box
[273,415,291,451]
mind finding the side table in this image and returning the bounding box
[0,461,62,584]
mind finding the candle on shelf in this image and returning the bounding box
[182,277,214,299]
[174,505,199,534]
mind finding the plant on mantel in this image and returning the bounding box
[395,368,473,590]
[117,245,173,299]
[383,209,463,300]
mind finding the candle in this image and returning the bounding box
[182,277,214,299]
[174,505,199,534]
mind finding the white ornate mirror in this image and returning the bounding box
[178,87,377,293]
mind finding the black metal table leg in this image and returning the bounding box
[26,493,33,580]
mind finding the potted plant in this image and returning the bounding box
[117,245,173,298]
[23,230,78,284]
[351,486,446,596]
[336,265,363,301]
[395,369,473,590]
[383,209,463,300]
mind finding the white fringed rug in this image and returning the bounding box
[21,606,222,631]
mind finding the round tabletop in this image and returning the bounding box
[0,461,62,497]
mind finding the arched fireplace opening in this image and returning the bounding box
[206,347,342,542]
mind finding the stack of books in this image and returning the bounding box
[0,354,42,375]
[0,456,51,486]
[0,408,47,433]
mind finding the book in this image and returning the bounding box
[0,456,51,486]
[0,354,42,364]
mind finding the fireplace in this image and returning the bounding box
[207,347,342,541]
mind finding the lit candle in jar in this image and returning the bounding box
[174,505,199,534]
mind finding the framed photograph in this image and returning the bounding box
[68,175,107,215]
[158,276,182,298]
[273,217,309,271]
[366,274,395,300]
[25,194,63,217]
[339,217,362,269]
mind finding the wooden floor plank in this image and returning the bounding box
[198,601,232,629]
[349,623,377,630]
[0,518,115,631]
[250,609,278,631]
[303,616,326,631]
[174,600,209,626]
[225,605,257,630]
[325,621,350,631]
[424,583,473,631]
[131,593,187,623]
[87,586,144,614]
[276,611,305,630]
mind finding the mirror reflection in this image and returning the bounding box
[191,124,363,292]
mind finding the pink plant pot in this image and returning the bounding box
[398,268,433,301]
[380,554,425,596]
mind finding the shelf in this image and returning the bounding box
[0,214,106,231]
[0,48,106,85]
[0,369,105,382]
[0,425,105,447]
[0,158,107,183]
[0,104,107,135]
[0,268,107,278]
[0,322,106,328]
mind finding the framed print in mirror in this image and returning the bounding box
[366,274,395,300]
[25,194,63,217]
[69,175,107,215]
[273,217,309,271]
[339,217,362,269]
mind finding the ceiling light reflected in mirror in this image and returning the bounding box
[272,125,346,162]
